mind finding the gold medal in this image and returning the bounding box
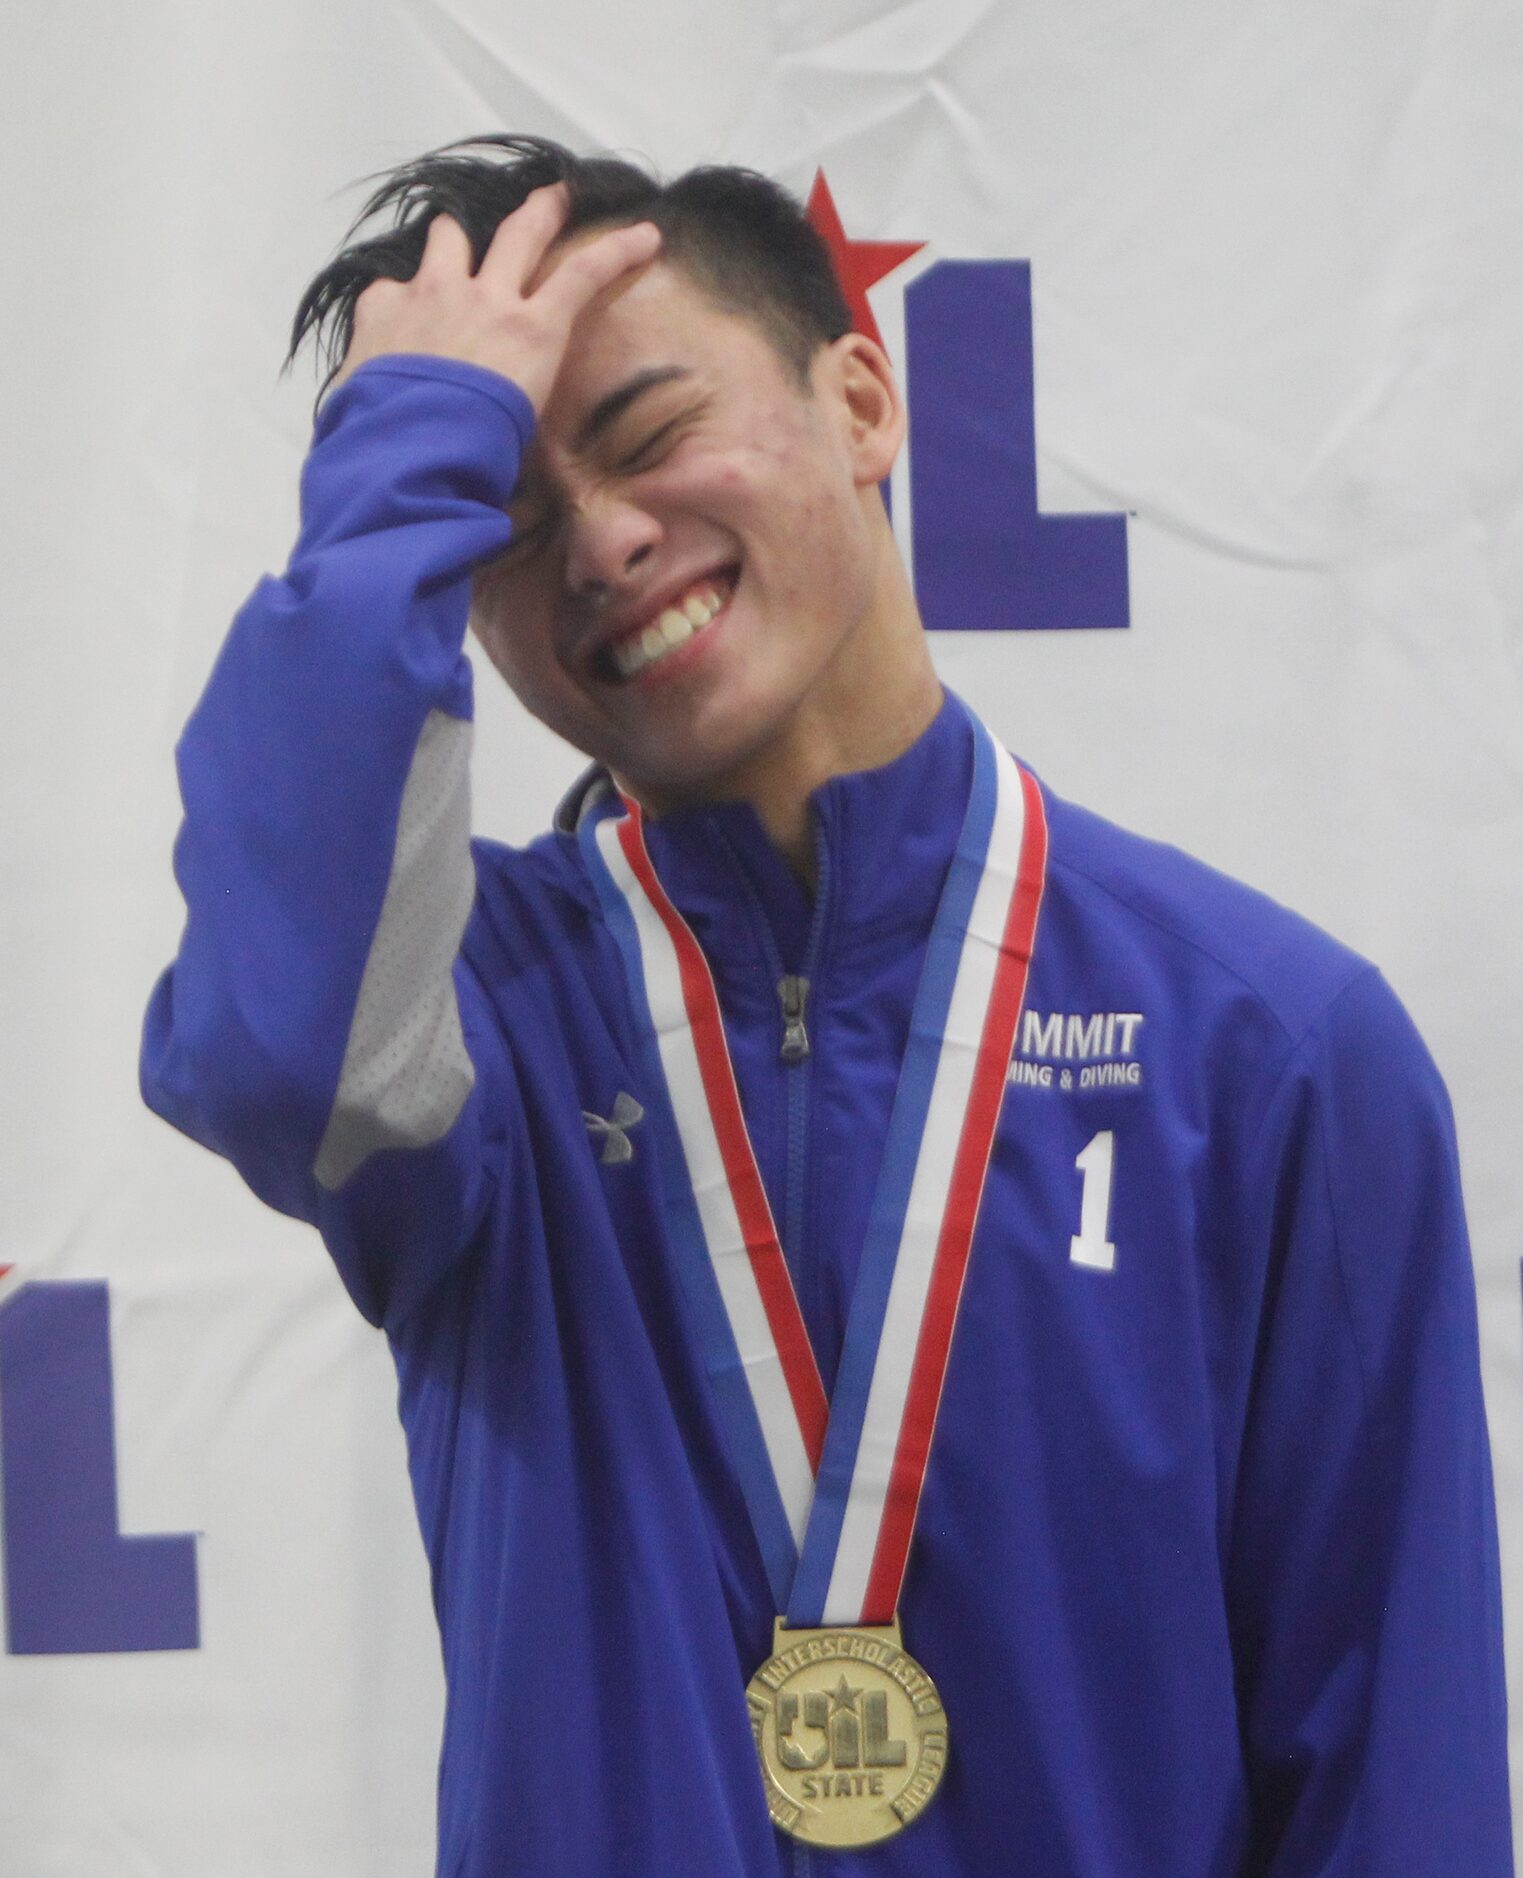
[745,1618,948,1848]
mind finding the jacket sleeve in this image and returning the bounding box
[1228,967,1514,1874]
[141,355,536,1326]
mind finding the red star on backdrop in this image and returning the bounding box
[806,172,925,353]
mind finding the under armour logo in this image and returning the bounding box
[583,1092,644,1164]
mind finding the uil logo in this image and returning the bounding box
[807,173,1131,637]
[775,1672,909,1780]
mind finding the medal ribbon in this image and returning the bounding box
[579,705,1047,1625]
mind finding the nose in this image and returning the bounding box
[563,490,661,602]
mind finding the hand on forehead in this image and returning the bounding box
[335,184,661,410]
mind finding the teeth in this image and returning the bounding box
[610,579,729,679]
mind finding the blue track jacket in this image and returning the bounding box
[142,357,1514,1876]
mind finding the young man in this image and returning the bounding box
[141,137,1513,1875]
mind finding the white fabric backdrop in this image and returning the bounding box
[1,1,1519,1870]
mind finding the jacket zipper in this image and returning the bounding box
[777,974,810,1062]
[715,826,831,1312]
[784,830,830,1333]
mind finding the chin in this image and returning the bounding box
[619,698,804,808]
[614,737,748,806]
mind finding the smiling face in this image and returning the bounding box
[469,252,930,811]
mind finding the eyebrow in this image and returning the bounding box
[574,365,692,451]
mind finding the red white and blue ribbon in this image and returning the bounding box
[579,704,1047,1625]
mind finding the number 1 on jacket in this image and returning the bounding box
[1070,1131,1117,1272]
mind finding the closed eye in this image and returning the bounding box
[617,417,683,473]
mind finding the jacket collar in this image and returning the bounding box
[559,689,976,974]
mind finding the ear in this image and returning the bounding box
[819,333,905,487]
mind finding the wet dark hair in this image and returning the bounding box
[287,133,852,401]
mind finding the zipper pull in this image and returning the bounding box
[777,975,811,1063]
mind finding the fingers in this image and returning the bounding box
[534,220,662,324]
[419,211,472,272]
[422,188,659,321]
[325,188,660,407]
[477,182,571,291]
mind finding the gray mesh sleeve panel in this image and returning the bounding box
[314,709,477,1191]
